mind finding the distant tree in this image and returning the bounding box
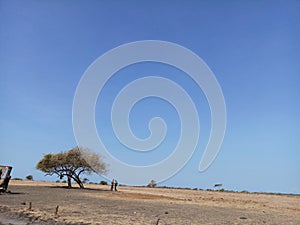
[82,178,89,184]
[147,180,157,188]
[214,183,223,190]
[26,175,33,181]
[36,147,107,188]
[99,180,108,185]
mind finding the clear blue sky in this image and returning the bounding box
[1,0,299,193]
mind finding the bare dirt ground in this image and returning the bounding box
[0,180,299,225]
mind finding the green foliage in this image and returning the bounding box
[36,147,107,188]
[26,175,33,180]
[99,180,108,185]
[12,178,23,181]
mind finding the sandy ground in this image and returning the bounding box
[0,180,299,225]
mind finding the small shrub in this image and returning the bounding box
[62,180,67,183]
[12,178,23,181]
[99,180,108,185]
[26,175,33,181]
[82,178,89,184]
[56,180,60,183]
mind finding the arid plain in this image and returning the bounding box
[0,180,299,225]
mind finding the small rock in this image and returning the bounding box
[240,216,247,220]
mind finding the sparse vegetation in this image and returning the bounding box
[100,180,108,185]
[26,175,33,181]
[82,178,89,184]
[1,180,299,224]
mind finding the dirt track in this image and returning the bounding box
[0,180,300,224]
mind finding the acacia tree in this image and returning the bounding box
[36,147,107,188]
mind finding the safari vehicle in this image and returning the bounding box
[0,165,13,193]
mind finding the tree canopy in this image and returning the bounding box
[36,147,107,188]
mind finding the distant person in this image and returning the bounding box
[114,179,118,191]
[110,179,115,191]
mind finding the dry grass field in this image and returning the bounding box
[0,180,299,224]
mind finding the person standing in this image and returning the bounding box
[114,179,118,191]
[110,179,114,191]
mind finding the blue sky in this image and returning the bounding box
[1,0,299,193]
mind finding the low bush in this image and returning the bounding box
[26,175,33,181]
[99,180,108,185]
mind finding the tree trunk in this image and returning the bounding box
[73,176,84,189]
[78,181,84,189]
[67,175,72,188]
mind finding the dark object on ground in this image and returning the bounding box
[0,166,13,193]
